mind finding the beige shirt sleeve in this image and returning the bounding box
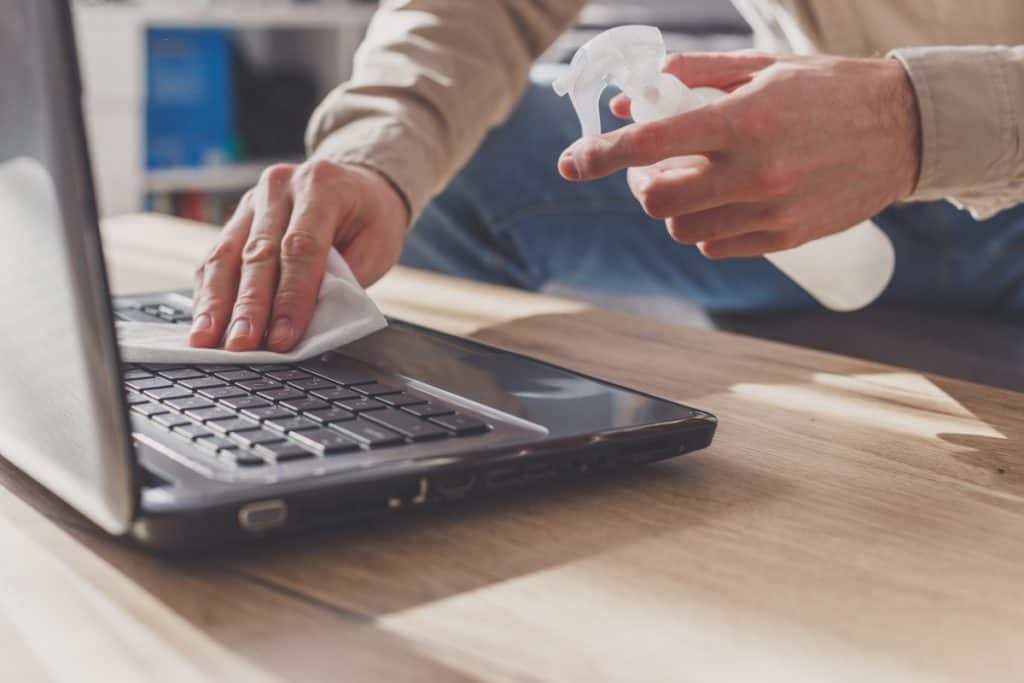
[892,46,1024,220]
[305,0,584,220]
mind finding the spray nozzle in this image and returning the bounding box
[553,25,704,138]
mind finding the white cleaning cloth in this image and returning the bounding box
[117,250,387,364]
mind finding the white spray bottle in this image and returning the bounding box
[553,25,895,312]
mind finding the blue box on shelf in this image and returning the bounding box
[146,28,236,170]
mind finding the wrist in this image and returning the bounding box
[880,57,922,201]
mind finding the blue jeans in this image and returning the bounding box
[402,81,1024,315]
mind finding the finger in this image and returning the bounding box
[664,202,769,245]
[662,52,774,90]
[628,156,748,219]
[265,172,343,352]
[190,193,254,348]
[610,93,632,120]
[226,165,294,351]
[699,228,798,260]
[559,106,731,181]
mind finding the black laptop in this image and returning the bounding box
[0,0,716,551]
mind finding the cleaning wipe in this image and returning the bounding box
[117,249,387,364]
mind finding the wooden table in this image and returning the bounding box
[2,214,1023,682]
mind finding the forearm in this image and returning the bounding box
[891,45,1024,218]
[306,0,584,220]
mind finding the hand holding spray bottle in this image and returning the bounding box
[553,26,895,312]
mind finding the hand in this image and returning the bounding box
[190,160,409,352]
[557,52,921,258]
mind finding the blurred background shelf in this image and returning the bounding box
[143,160,298,194]
[77,2,376,29]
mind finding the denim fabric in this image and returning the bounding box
[402,81,1024,315]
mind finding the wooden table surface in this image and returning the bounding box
[2,214,1023,682]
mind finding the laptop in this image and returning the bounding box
[0,0,717,551]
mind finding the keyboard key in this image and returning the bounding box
[266,369,312,382]
[310,386,361,402]
[291,429,360,454]
[222,450,268,467]
[196,365,237,373]
[430,413,491,436]
[220,396,271,411]
[124,369,153,381]
[237,379,282,392]
[336,397,386,413]
[145,386,193,401]
[257,388,305,404]
[185,406,236,423]
[179,376,226,390]
[242,405,296,421]
[402,401,456,418]
[279,397,329,413]
[288,377,337,392]
[124,391,149,406]
[165,396,215,412]
[215,369,261,382]
[157,368,205,380]
[198,385,248,400]
[196,435,238,453]
[264,416,321,434]
[256,442,315,462]
[132,401,169,417]
[125,377,172,391]
[116,309,161,323]
[352,382,403,397]
[152,412,190,429]
[208,417,261,436]
[376,392,430,408]
[306,407,356,424]
[173,423,212,441]
[230,429,286,448]
[365,410,449,441]
[330,418,405,448]
[306,364,376,386]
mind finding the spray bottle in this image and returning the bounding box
[553,25,895,312]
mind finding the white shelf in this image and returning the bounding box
[143,160,298,194]
[78,2,376,29]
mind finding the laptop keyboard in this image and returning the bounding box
[118,302,493,468]
[126,363,493,467]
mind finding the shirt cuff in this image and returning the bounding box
[890,46,1021,210]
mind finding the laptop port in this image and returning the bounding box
[238,499,288,533]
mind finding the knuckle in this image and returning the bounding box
[232,290,269,313]
[574,143,603,175]
[205,238,241,269]
[241,236,280,266]
[260,163,295,189]
[626,124,658,155]
[665,217,689,244]
[281,230,322,262]
[640,185,672,220]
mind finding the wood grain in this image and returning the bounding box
[0,213,1022,682]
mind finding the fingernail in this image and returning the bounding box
[268,317,293,347]
[560,148,580,180]
[191,313,212,333]
[228,318,251,341]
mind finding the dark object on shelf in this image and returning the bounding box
[234,48,319,160]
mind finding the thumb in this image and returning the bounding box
[662,51,775,91]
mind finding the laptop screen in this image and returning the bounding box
[0,0,136,533]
